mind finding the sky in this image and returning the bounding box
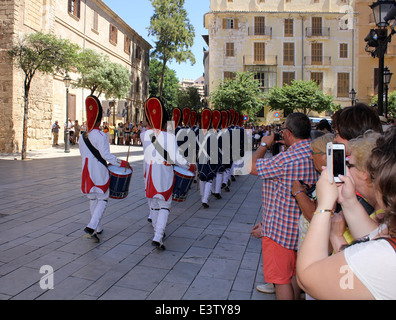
[102,0,210,82]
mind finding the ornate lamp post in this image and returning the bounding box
[63,73,71,153]
[367,0,396,116]
[384,66,393,118]
[349,88,357,106]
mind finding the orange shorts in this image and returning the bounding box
[261,237,297,285]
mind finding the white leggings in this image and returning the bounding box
[87,192,108,232]
[148,197,172,244]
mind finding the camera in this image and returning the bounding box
[274,124,282,141]
[326,142,346,183]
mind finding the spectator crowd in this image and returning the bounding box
[249,103,396,300]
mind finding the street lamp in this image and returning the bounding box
[349,88,357,106]
[370,0,396,27]
[366,0,396,116]
[384,66,393,118]
[63,73,71,153]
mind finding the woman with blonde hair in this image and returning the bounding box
[297,126,396,300]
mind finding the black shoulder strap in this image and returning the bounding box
[150,132,169,163]
[82,133,108,168]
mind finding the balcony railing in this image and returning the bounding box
[305,27,330,37]
[248,26,272,37]
[304,56,331,66]
[244,55,278,65]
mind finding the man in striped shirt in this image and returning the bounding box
[249,112,318,300]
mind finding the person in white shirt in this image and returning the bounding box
[297,126,396,299]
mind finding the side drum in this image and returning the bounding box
[108,165,133,199]
[172,166,195,202]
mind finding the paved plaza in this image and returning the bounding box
[0,144,274,300]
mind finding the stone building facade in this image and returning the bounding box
[0,0,151,152]
[203,0,395,124]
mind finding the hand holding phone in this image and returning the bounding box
[326,142,346,183]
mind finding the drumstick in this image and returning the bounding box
[125,144,130,172]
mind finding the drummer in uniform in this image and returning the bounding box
[79,95,131,242]
[142,97,196,250]
[210,110,223,199]
[196,108,218,208]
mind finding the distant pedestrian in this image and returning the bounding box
[73,120,81,144]
[249,112,318,300]
[51,121,60,146]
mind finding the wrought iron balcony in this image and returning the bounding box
[305,27,330,38]
[304,56,331,66]
[248,26,272,37]
[243,55,278,66]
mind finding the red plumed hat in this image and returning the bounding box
[182,107,191,127]
[234,111,239,126]
[190,110,197,127]
[85,95,103,133]
[144,97,167,130]
[201,108,212,130]
[226,110,232,127]
[221,110,228,129]
[172,107,181,128]
[238,114,244,127]
[229,109,235,126]
[212,110,221,130]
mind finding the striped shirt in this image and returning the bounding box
[256,139,318,250]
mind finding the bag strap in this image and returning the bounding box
[82,132,108,168]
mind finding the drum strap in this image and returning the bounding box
[83,133,108,168]
[150,133,169,162]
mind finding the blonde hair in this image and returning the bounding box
[348,130,381,172]
[310,133,334,153]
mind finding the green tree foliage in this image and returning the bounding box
[148,0,195,99]
[177,86,202,111]
[8,32,79,160]
[265,80,335,115]
[74,49,131,99]
[149,58,179,112]
[371,90,396,118]
[209,72,265,121]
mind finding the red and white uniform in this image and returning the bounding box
[141,129,189,202]
[79,127,128,198]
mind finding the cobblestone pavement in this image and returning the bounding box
[0,144,275,300]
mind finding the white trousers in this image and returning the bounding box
[199,180,212,204]
[223,168,231,184]
[148,197,172,244]
[87,192,108,232]
[211,173,222,194]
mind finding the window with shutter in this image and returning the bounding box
[337,73,350,97]
[109,24,118,44]
[92,10,98,32]
[283,43,294,65]
[68,0,81,19]
[254,43,265,64]
[226,43,234,57]
[311,42,323,65]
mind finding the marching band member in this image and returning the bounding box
[142,97,195,250]
[210,110,223,199]
[197,108,218,208]
[79,95,131,242]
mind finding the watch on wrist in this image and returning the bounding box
[260,142,267,148]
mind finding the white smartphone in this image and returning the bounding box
[326,142,346,183]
